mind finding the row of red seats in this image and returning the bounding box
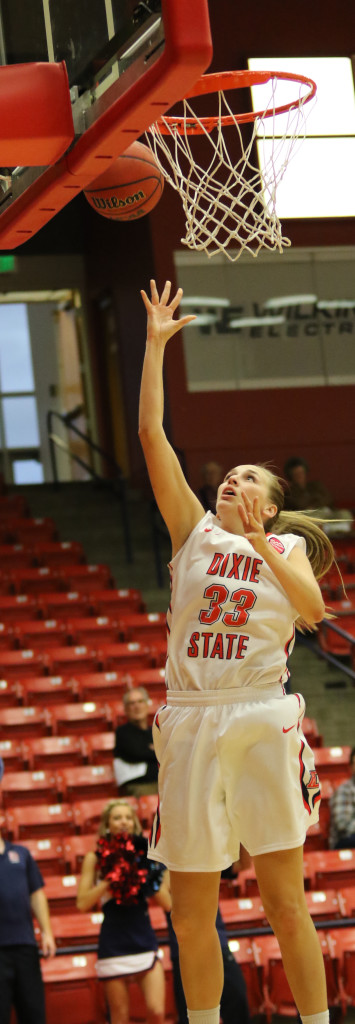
[0,540,86,569]
[0,695,161,738]
[0,587,144,621]
[0,611,167,653]
[0,667,167,709]
[0,563,114,595]
[36,928,355,1024]
[0,638,166,681]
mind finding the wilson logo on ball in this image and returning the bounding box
[84,141,164,222]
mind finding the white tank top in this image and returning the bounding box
[166,511,306,692]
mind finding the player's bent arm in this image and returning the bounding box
[263,544,325,625]
[76,851,111,912]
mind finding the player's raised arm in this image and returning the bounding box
[139,280,204,555]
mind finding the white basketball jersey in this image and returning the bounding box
[166,511,306,692]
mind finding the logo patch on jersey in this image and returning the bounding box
[267,535,285,554]
[204,527,212,532]
[8,850,20,863]
[283,724,295,733]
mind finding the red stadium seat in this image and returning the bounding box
[6,801,76,839]
[338,886,355,917]
[304,888,342,922]
[91,588,145,616]
[48,910,103,947]
[0,544,33,569]
[48,646,100,676]
[82,732,115,764]
[302,716,323,748]
[314,745,351,782]
[99,641,152,672]
[0,648,47,679]
[8,517,58,544]
[0,622,16,650]
[71,616,120,646]
[118,612,167,644]
[148,637,168,667]
[58,564,113,592]
[50,701,110,735]
[75,670,127,702]
[9,567,62,594]
[41,873,79,914]
[0,594,38,622]
[306,849,355,890]
[0,768,59,807]
[14,619,69,649]
[63,833,97,873]
[327,928,355,1012]
[219,896,268,931]
[57,764,116,802]
[20,675,79,706]
[23,735,85,770]
[138,794,159,830]
[73,796,138,834]
[228,937,264,1017]
[0,705,49,739]
[34,541,86,567]
[253,931,339,1017]
[38,591,91,619]
[0,678,21,707]
[17,837,66,876]
[0,738,26,771]
[0,494,29,519]
[41,952,106,1024]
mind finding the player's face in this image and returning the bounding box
[108,804,135,834]
[216,464,275,521]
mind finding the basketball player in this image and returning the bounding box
[139,280,335,1024]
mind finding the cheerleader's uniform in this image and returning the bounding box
[148,511,321,872]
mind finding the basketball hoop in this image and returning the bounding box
[146,70,317,261]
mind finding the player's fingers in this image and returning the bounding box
[160,280,171,304]
[140,289,151,310]
[170,287,183,312]
[176,315,197,329]
[150,279,159,303]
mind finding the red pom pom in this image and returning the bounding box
[96,833,148,905]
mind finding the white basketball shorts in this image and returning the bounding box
[148,687,321,872]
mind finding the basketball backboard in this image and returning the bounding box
[0,0,212,248]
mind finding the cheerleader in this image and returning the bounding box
[77,799,170,1024]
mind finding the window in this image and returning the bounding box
[248,57,355,218]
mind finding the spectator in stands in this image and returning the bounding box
[198,462,224,513]
[113,687,159,796]
[283,457,332,514]
[329,747,355,849]
[77,798,170,1024]
[283,457,352,533]
[0,805,56,1024]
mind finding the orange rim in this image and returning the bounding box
[151,69,317,135]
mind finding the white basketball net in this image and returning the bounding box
[146,77,312,261]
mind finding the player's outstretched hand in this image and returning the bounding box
[237,491,269,556]
[141,279,196,346]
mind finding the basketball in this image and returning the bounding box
[83,141,164,221]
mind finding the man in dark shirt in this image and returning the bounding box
[113,686,159,796]
[0,816,56,1024]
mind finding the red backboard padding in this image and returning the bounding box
[0,62,74,165]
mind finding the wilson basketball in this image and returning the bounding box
[83,141,164,221]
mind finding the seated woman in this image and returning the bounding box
[77,798,170,1024]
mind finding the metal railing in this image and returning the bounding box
[46,408,133,563]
